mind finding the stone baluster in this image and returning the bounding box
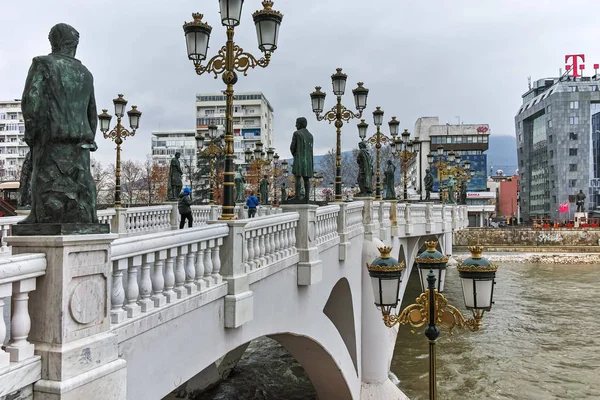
[242,234,250,272]
[211,240,222,284]
[203,243,213,287]
[258,233,267,267]
[174,248,188,299]
[195,245,206,291]
[253,233,261,268]
[6,278,36,361]
[185,243,198,295]
[163,250,177,303]
[0,283,11,367]
[139,254,154,312]
[263,229,271,264]
[246,233,256,270]
[110,260,127,324]
[0,224,10,253]
[152,250,167,308]
[273,226,281,260]
[124,257,142,318]
[289,223,296,253]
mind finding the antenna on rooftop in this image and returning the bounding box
[527,76,531,90]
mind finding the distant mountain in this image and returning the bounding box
[487,135,517,175]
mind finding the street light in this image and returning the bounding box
[357,108,397,200]
[99,94,142,208]
[183,0,283,220]
[310,69,369,202]
[367,244,498,400]
[391,129,419,202]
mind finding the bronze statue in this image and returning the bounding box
[459,181,467,205]
[356,141,373,197]
[169,152,183,201]
[576,189,586,212]
[18,151,32,208]
[290,117,314,203]
[260,175,269,205]
[19,23,99,226]
[424,168,434,201]
[383,159,396,200]
[234,166,246,203]
[280,182,287,202]
[447,175,456,204]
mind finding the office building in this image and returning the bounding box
[195,92,275,162]
[515,74,600,221]
[412,117,492,226]
[0,100,28,181]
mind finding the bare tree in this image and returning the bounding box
[139,156,169,205]
[120,160,144,206]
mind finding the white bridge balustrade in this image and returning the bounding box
[0,253,46,398]
[0,199,471,400]
[109,223,229,324]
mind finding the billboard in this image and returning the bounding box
[430,154,487,191]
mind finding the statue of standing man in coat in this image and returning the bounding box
[290,117,314,203]
[17,23,105,233]
[169,152,183,201]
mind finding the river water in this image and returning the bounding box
[197,262,599,400]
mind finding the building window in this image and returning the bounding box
[569,132,578,140]
[551,181,555,188]
[552,195,557,203]
[547,119,552,128]
[205,109,214,116]
[546,105,552,113]
[570,164,578,171]
[9,114,17,120]
[549,134,553,143]
[549,150,553,158]
[517,121,522,128]
[569,179,577,188]
[569,101,579,109]
[550,165,555,173]
[592,85,598,91]
[519,134,523,142]
[569,148,578,156]
[569,86,577,92]
[569,116,579,125]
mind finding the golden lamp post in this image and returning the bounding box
[310,69,369,202]
[196,124,224,205]
[244,142,278,205]
[357,107,400,200]
[367,242,498,400]
[98,94,142,208]
[391,129,420,202]
[183,0,283,220]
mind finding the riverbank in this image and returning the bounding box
[453,251,600,264]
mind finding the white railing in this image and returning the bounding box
[315,205,339,246]
[0,253,46,397]
[109,223,229,325]
[97,209,116,226]
[432,205,443,223]
[0,216,23,254]
[191,205,211,227]
[397,203,407,226]
[243,213,298,272]
[410,204,427,224]
[124,205,172,234]
[380,202,391,227]
[372,202,380,223]
[345,201,365,233]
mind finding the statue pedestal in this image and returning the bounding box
[574,212,587,227]
[235,202,248,219]
[12,223,110,236]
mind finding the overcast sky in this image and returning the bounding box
[2,0,600,168]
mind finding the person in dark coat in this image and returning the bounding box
[178,187,193,229]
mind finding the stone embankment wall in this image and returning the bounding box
[453,252,600,264]
[455,228,600,247]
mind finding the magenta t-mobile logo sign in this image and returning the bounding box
[565,54,600,77]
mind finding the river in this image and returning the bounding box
[196,262,599,400]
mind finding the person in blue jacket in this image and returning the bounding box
[246,192,259,218]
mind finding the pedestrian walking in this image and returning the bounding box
[178,187,193,229]
[246,192,259,218]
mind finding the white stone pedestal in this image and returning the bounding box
[280,204,322,285]
[6,234,126,400]
[574,212,586,227]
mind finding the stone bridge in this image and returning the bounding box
[0,200,468,400]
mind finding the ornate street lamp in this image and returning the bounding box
[367,244,498,400]
[415,241,448,292]
[183,0,283,220]
[391,129,419,202]
[99,94,142,208]
[196,125,224,204]
[429,145,472,204]
[357,108,397,200]
[310,69,368,202]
